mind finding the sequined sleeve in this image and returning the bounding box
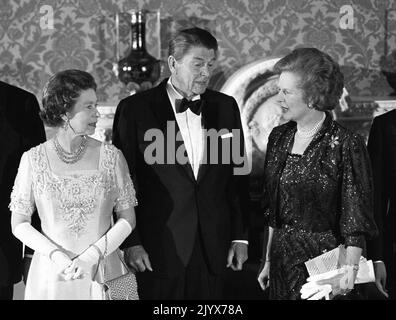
[9,152,36,216]
[262,126,281,228]
[340,134,378,248]
[114,149,138,212]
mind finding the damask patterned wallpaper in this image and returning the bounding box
[0,0,395,105]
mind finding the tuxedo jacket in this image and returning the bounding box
[112,79,249,277]
[367,109,396,261]
[0,81,45,286]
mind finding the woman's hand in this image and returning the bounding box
[50,250,72,271]
[300,265,358,299]
[63,257,95,280]
[63,247,101,280]
[257,261,270,290]
[50,250,75,279]
[301,281,333,300]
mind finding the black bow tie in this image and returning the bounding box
[176,98,203,115]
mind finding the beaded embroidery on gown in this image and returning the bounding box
[9,142,137,300]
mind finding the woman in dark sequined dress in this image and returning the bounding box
[257,48,378,300]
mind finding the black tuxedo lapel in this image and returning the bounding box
[149,80,195,182]
[149,80,176,131]
[197,95,219,184]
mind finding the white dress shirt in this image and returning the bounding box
[166,78,204,179]
[166,78,248,246]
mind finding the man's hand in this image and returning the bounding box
[124,245,153,272]
[374,261,389,298]
[226,242,248,271]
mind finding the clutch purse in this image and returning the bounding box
[95,234,139,300]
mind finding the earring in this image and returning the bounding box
[308,103,314,109]
[63,118,70,131]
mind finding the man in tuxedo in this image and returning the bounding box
[112,27,250,299]
[367,109,396,299]
[0,81,46,299]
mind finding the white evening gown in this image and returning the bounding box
[9,142,137,300]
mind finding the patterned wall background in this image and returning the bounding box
[0,0,395,105]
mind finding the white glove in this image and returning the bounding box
[300,265,357,300]
[13,222,73,274]
[87,218,132,258]
[50,250,74,273]
[65,218,132,280]
[63,256,96,280]
[301,282,332,300]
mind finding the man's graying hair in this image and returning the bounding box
[168,27,218,61]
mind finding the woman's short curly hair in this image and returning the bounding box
[273,47,344,111]
[40,69,97,127]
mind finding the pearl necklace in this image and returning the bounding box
[296,113,326,139]
[53,135,88,164]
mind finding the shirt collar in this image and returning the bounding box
[166,77,201,113]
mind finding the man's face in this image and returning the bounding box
[169,46,216,98]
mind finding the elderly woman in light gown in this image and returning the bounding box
[9,69,137,300]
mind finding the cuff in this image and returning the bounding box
[344,235,365,248]
[232,240,249,245]
[118,217,133,234]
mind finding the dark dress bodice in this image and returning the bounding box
[262,113,378,300]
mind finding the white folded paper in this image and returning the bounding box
[304,245,375,284]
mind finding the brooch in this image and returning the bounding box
[329,135,340,149]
